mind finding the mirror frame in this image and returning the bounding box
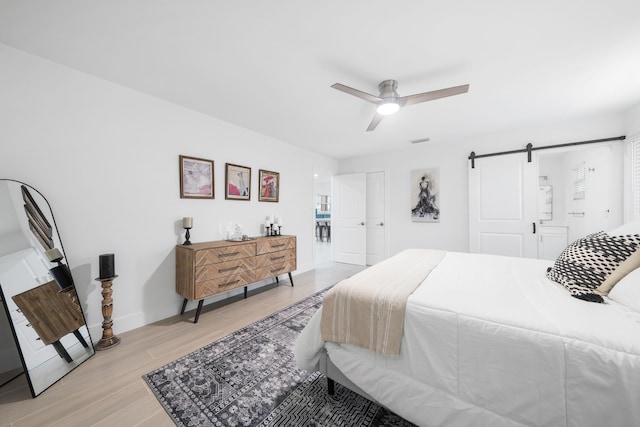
[0,179,94,397]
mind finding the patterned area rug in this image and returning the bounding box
[143,288,416,426]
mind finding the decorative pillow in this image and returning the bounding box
[608,267,640,312]
[546,232,640,303]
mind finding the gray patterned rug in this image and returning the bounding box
[143,288,415,426]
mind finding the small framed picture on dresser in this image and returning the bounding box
[259,169,279,202]
[179,155,214,199]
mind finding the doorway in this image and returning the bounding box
[536,143,623,259]
[314,171,333,265]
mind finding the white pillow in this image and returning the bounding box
[608,267,640,312]
[609,217,640,236]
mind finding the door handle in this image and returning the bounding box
[377,222,384,226]
[532,222,536,234]
[359,222,365,226]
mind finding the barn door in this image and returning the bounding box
[469,153,538,258]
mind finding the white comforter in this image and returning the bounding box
[294,251,640,427]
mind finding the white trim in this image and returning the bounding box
[628,133,640,222]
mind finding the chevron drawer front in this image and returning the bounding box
[257,237,295,254]
[176,236,296,321]
[195,257,255,282]
[195,244,255,266]
[194,270,256,299]
[255,258,297,282]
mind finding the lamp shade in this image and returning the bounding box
[44,248,64,263]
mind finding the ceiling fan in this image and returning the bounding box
[331,79,470,131]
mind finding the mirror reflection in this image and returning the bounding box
[0,179,94,397]
[538,185,553,221]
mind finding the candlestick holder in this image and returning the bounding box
[183,227,192,245]
[94,275,121,350]
[265,225,282,236]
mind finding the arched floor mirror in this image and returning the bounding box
[0,179,94,397]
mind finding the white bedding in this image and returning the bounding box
[294,251,640,427]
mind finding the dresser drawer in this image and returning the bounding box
[195,243,255,266]
[195,257,255,282]
[256,237,295,255]
[194,270,255,299]
[255,258,296,282]
[255,249,295,269]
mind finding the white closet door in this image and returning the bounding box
[333,173,366,265]
[366,171,386,265]
[469,153,538,258]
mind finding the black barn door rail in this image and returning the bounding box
[468,136,626,169]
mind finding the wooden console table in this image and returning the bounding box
[175,235,296,323]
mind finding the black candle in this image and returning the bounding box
[50,264,73,290]
[99,253,115,279]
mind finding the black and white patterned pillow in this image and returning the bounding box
[546,231,640,303]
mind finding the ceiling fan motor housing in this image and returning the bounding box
[378,79,399,100]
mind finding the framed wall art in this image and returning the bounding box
[179,155,214,199]
[225,163,251,200]
[410,168,440,222]
[258,169,279,202]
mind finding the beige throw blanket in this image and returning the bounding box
[321,248,445,355]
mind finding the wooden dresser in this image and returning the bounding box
[12,281,89,362]
[176,235,296,323]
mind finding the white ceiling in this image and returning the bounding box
[1,1,640,160]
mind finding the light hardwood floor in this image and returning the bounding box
[0,261,364,427]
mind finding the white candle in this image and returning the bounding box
[265,219,271,227]
[183,217,193,228]
[275,216,282,226]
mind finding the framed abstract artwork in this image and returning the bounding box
[179,155,214,199]
[225,163,251,200]
[410,168,440,222]
[258,169,279,202]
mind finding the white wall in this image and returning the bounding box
[625,102,640,137]
[339,114,628,256]
[0,44,337,340]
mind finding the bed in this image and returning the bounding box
[294,230,640,426]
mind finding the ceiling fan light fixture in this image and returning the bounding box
[376,100,400,115]
[331,79,469,131]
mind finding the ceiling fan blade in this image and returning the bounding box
[331,83,382,104]
[366,113,384,132]
[399,84,469,107]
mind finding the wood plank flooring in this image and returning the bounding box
[0,261,364,427]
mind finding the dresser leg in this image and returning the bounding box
[194,300,204,324]
[288,272,294,287]
[73,329,89,348]
[180,298,188,315]
[244,286,247,298]
[52,340,73,363]
[327,377,335,395]
[275,276,279,284]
